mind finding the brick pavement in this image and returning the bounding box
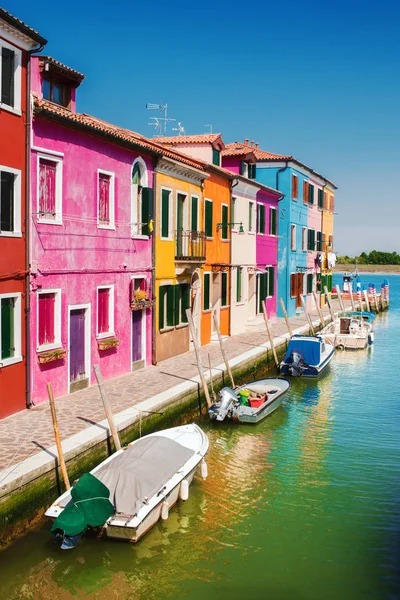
[0,300,345,474]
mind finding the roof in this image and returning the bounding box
[38,56,85,83]
[33,97,207,172]
[153,133,223,145]
[0,8,47,45]
[202,161,283,198]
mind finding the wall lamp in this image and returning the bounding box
[216,222,245,234]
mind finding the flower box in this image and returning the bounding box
[38,348,67,364]
[98,337,120,351]
[130,299,155,311]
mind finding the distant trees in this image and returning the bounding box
[336,251,400,265]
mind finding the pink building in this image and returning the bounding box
[29,56,158,403]
[255,188,280,318]
[306,179,323,311]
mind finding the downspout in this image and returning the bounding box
[151,157,160,366]
[25,43,46,409]
[276,160,288,192]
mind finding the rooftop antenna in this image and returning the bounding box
[205,124,213,133]
[172,122,186,136]
[146,102,176,137]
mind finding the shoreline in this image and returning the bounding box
[334,264,400,274]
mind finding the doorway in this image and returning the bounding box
[132,309,145,370]
[212,272,221,333]
[69,305,90,393]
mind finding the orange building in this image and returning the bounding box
[0,10,46,417]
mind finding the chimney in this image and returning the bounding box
[251,141,255,147]
[255,143,259,149]
[244,138,249,145]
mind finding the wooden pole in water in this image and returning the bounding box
[300,295,315,336]
[212,310,235,389]
[348,286,356,311]
[335,284,346,313]
[363,289,371,312]
[262,300,279,367]
[312,291,325,328]
[93,364,121,452]
[208,353,215,400]
[279,298,293,337]
[186,309,212,408]
[323,286,336,322]
[47,383,70,490]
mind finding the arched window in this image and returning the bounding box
[131,158,150,236]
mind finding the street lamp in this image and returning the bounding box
[216,222,245,234]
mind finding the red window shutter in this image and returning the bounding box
[303,181,308,204]
[39,160,57,217]
[98,288,110,333]
[39,293,55,345]
[99,174,110,224]
[290,274,295,298]
[292,175,298,199]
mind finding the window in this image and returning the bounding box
[248,164,256,179]
[0,166,21,236]
[191,196,198,231]
[316,231,323,252]
[290,224,296,250]
[308,183,314,205]
[98,171,115,228]
[38,155,62,223]
[328,234,333,249]
[307,274,313,294]
[161,189,171,238]
[236,267,242,303]
[203,273,211,310]
[257,204,266,234]
[267,266,274,298]
[0,42,21,113]
[307,228,315,251]
[240,161,248,177]
[248,202,254,232]
[159,283,190,329]
[292,174,298,199]
[42,77,71,108]
[0,293,21,365]
[318,188,324,209]
[38,290,61,350]
[302,227,307,251]
[269,207,277,235]
[212,148,220,166]
[132,161,151,236]
[205,199,213,237]
[97,286,114,338]
[221,272,228,307]
[221,204,229,240]
[303,180,308,204]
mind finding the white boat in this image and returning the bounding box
[320,315,374,350]
[46,424,209,548]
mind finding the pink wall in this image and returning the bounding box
[30,116,154,403]
[221,157,241,175]
[306,180,323,310]
[256,189,280,317]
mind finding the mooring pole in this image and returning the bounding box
[47,383,70,490]
[300,295,315,336]
[262,300,279,367]
[335,284,346,313]
[208,353,216,400]
[348,286,356,311]
[363,289,371,312]
[279,298,293,337]
[312,291,325,328]
[93,364,121,452]
[323,286,336,322]
[186,309,212,408]
[212,310,235,389]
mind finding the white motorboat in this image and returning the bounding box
[46,424,209,548]
[320,315,374,350]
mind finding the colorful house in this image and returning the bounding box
[0,10,46,418]
[29,56,161,403]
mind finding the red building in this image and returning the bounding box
[0,10,46,418]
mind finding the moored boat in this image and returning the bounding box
[280,335,335,377]
[46,424,209,548]
[320,315,374,349]
[208,378,290,424]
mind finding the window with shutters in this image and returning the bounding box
[37,289,61,351]
[316,231,323,252]
[257,204,266,234]
[159,283,191,329]
[191,196,199,231]
[160,188,171,239]
[221,204,229,240]
[248,202,254,232]
[0,41,22,113]
[98,170,115,228]
[303,180,308,204]
[0,165,21,236]
[131,160,151,236]
[203,273,211,310]
[236,267,242,303]
[269,207,277,235]
[307,228,315,251]
[308,183,314,205]
[318,188,324,209]
[307,273,313,294]
[0,293,21,366]
[328,234,333,249]
[97,286,114,338]
[290,224,296,250]
[205,199,213,237]
[212,148,220,166]
[38,155,62,224]
[267,266,274,298]
[248,164,256,179]
[292,174,298,200]
[221,272,228,307]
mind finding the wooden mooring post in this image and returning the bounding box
[323,286,335,322]
[312,291,325,328]
[335,284,346,313]
[348,286,356,311]
[213,310,235,389]
[300,295,315,336]
[363,289,371,312]
[186,309,212,408]
[47,383,70,490]
[262,300,279,367]
[279,298,293,338]
[93,364,121,452]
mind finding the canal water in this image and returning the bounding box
[1,274,399,600]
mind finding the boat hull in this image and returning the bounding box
[280,347,335,377]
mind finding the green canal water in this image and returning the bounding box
[1,274,399,600]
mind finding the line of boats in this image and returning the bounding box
[46,308,377,551]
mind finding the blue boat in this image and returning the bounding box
[280,335,335,378]
[338,311,376,324]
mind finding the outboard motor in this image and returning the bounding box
[287,351,307,376]
[208,387,238,421]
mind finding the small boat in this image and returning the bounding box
[280,335,335,377]
[338,311,376,325]
[208,378,290,424]
[46,424,209,549]
[320,315,374,350]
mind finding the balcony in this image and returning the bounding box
[175,230,206,262]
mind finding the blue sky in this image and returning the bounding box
[7,0,399,255]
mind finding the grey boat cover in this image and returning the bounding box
[94,435,195,516]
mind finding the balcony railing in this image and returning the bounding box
[175,230,206,262]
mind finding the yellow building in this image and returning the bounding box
[320,185,336,302]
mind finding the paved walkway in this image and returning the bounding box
[0,300,344,476]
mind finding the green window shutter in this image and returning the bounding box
[166,285,175,327]
[181,284,190,322]
[308,184,314,205]
[316,231,321,251]
[268,266,274,297]
[221,272,227,307]
[261,205,265,233]
[174,284,181,326]
[221,205,228,239]
[212,148,220,166]
[191,196,198,231]
[248,164,256,179]
[328,274,333,292]
[203,273,210,310]
[311,229,315,250]
[270,208,276,235]
[158,286,165,329]
[318,188,324,209]
[236,268,242,302]
[307,274,313,294]
[1,297,15,359]
[240,160,245,175]
[205,200,213,237]
[161,190,170,238]
[141,187,152,236]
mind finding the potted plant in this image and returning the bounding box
[98,337,120,351]
[38,348,67,364]
[131,289,154,310]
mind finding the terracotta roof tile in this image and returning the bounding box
[38,56,85,82]
[153,133,223,145]
[0,8,47,45]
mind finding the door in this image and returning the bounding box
[132,310,144,367]
[256,273,268,314]
[177,193,185,256]
[69,309,88,392]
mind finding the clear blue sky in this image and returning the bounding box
[7,0,399,255]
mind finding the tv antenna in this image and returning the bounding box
[205,124,213,133]
[172,122,186,136]
[146,102,175,137]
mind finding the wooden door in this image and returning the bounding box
[69,309,88,391]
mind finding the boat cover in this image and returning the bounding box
[95,435,195,515]
[284,337,321,366]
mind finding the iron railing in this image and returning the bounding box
[175,230,206,261]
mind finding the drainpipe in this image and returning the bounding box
[25,43,46,409]
[151,157,160,365]
[276,160,288,192]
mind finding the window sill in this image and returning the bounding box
[0,231,22,238]
[0,103,21,116]
[131,234,150,240]
[206,237,214,241]
[97,224,116,230]
[248,231,256,235]
[160,236,173,241]
[0,356,23,368]
[203,308,213,314]
[292,198,298,201]
[235,302,245,306]
[37,218,63,226]
[37,342,62,353]
[97,331,116,340]
[175,323,189,330]
[291,248,296,252]
[220,305,230,309]
[160,326,176,333]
